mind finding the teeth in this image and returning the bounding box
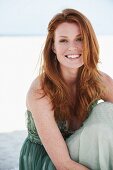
[67,54,80,58]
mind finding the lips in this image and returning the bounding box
[65,54,81,59]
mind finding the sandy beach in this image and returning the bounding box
[0,130,27,170]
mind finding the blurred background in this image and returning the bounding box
[0,0,113,132]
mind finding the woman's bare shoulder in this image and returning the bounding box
[99,70,111,79]
[29,75,43,91]
[99,71,113,102]
[26,75,44,110]
[99,71,113,85]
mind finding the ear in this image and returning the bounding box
[52,44,56,54]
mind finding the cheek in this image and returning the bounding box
[55,45,67,55]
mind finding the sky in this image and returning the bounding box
[0,0,113,35]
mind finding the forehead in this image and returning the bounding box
[54,22,81,36]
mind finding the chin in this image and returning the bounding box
[68,64,84,69]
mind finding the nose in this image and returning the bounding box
[68,46,78,51]
[68,42,78,51]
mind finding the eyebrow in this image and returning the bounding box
[59,34,82,38]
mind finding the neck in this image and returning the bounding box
[60,66,79,86]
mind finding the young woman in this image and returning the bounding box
[19,8,113,170]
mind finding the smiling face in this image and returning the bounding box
[53,22,84,72]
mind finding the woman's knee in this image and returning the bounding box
[92,101,113,113]
[85,102,113,125]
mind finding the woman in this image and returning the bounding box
[19,8,113,170]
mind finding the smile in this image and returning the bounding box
[65,54,81,59]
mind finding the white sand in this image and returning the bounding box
[0,130,27,170]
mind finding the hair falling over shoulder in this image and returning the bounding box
[38,9,106,125]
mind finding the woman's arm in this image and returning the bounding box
[26,77,89,170]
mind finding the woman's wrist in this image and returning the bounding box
[56,159,89,170]
[66,160,89,170]
[65,159,78,169]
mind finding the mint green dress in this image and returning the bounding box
[19,101,113,170]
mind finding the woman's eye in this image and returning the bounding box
[59,39,68,43]
[76,37,83,41]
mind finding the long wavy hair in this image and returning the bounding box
[39,8,105,126]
